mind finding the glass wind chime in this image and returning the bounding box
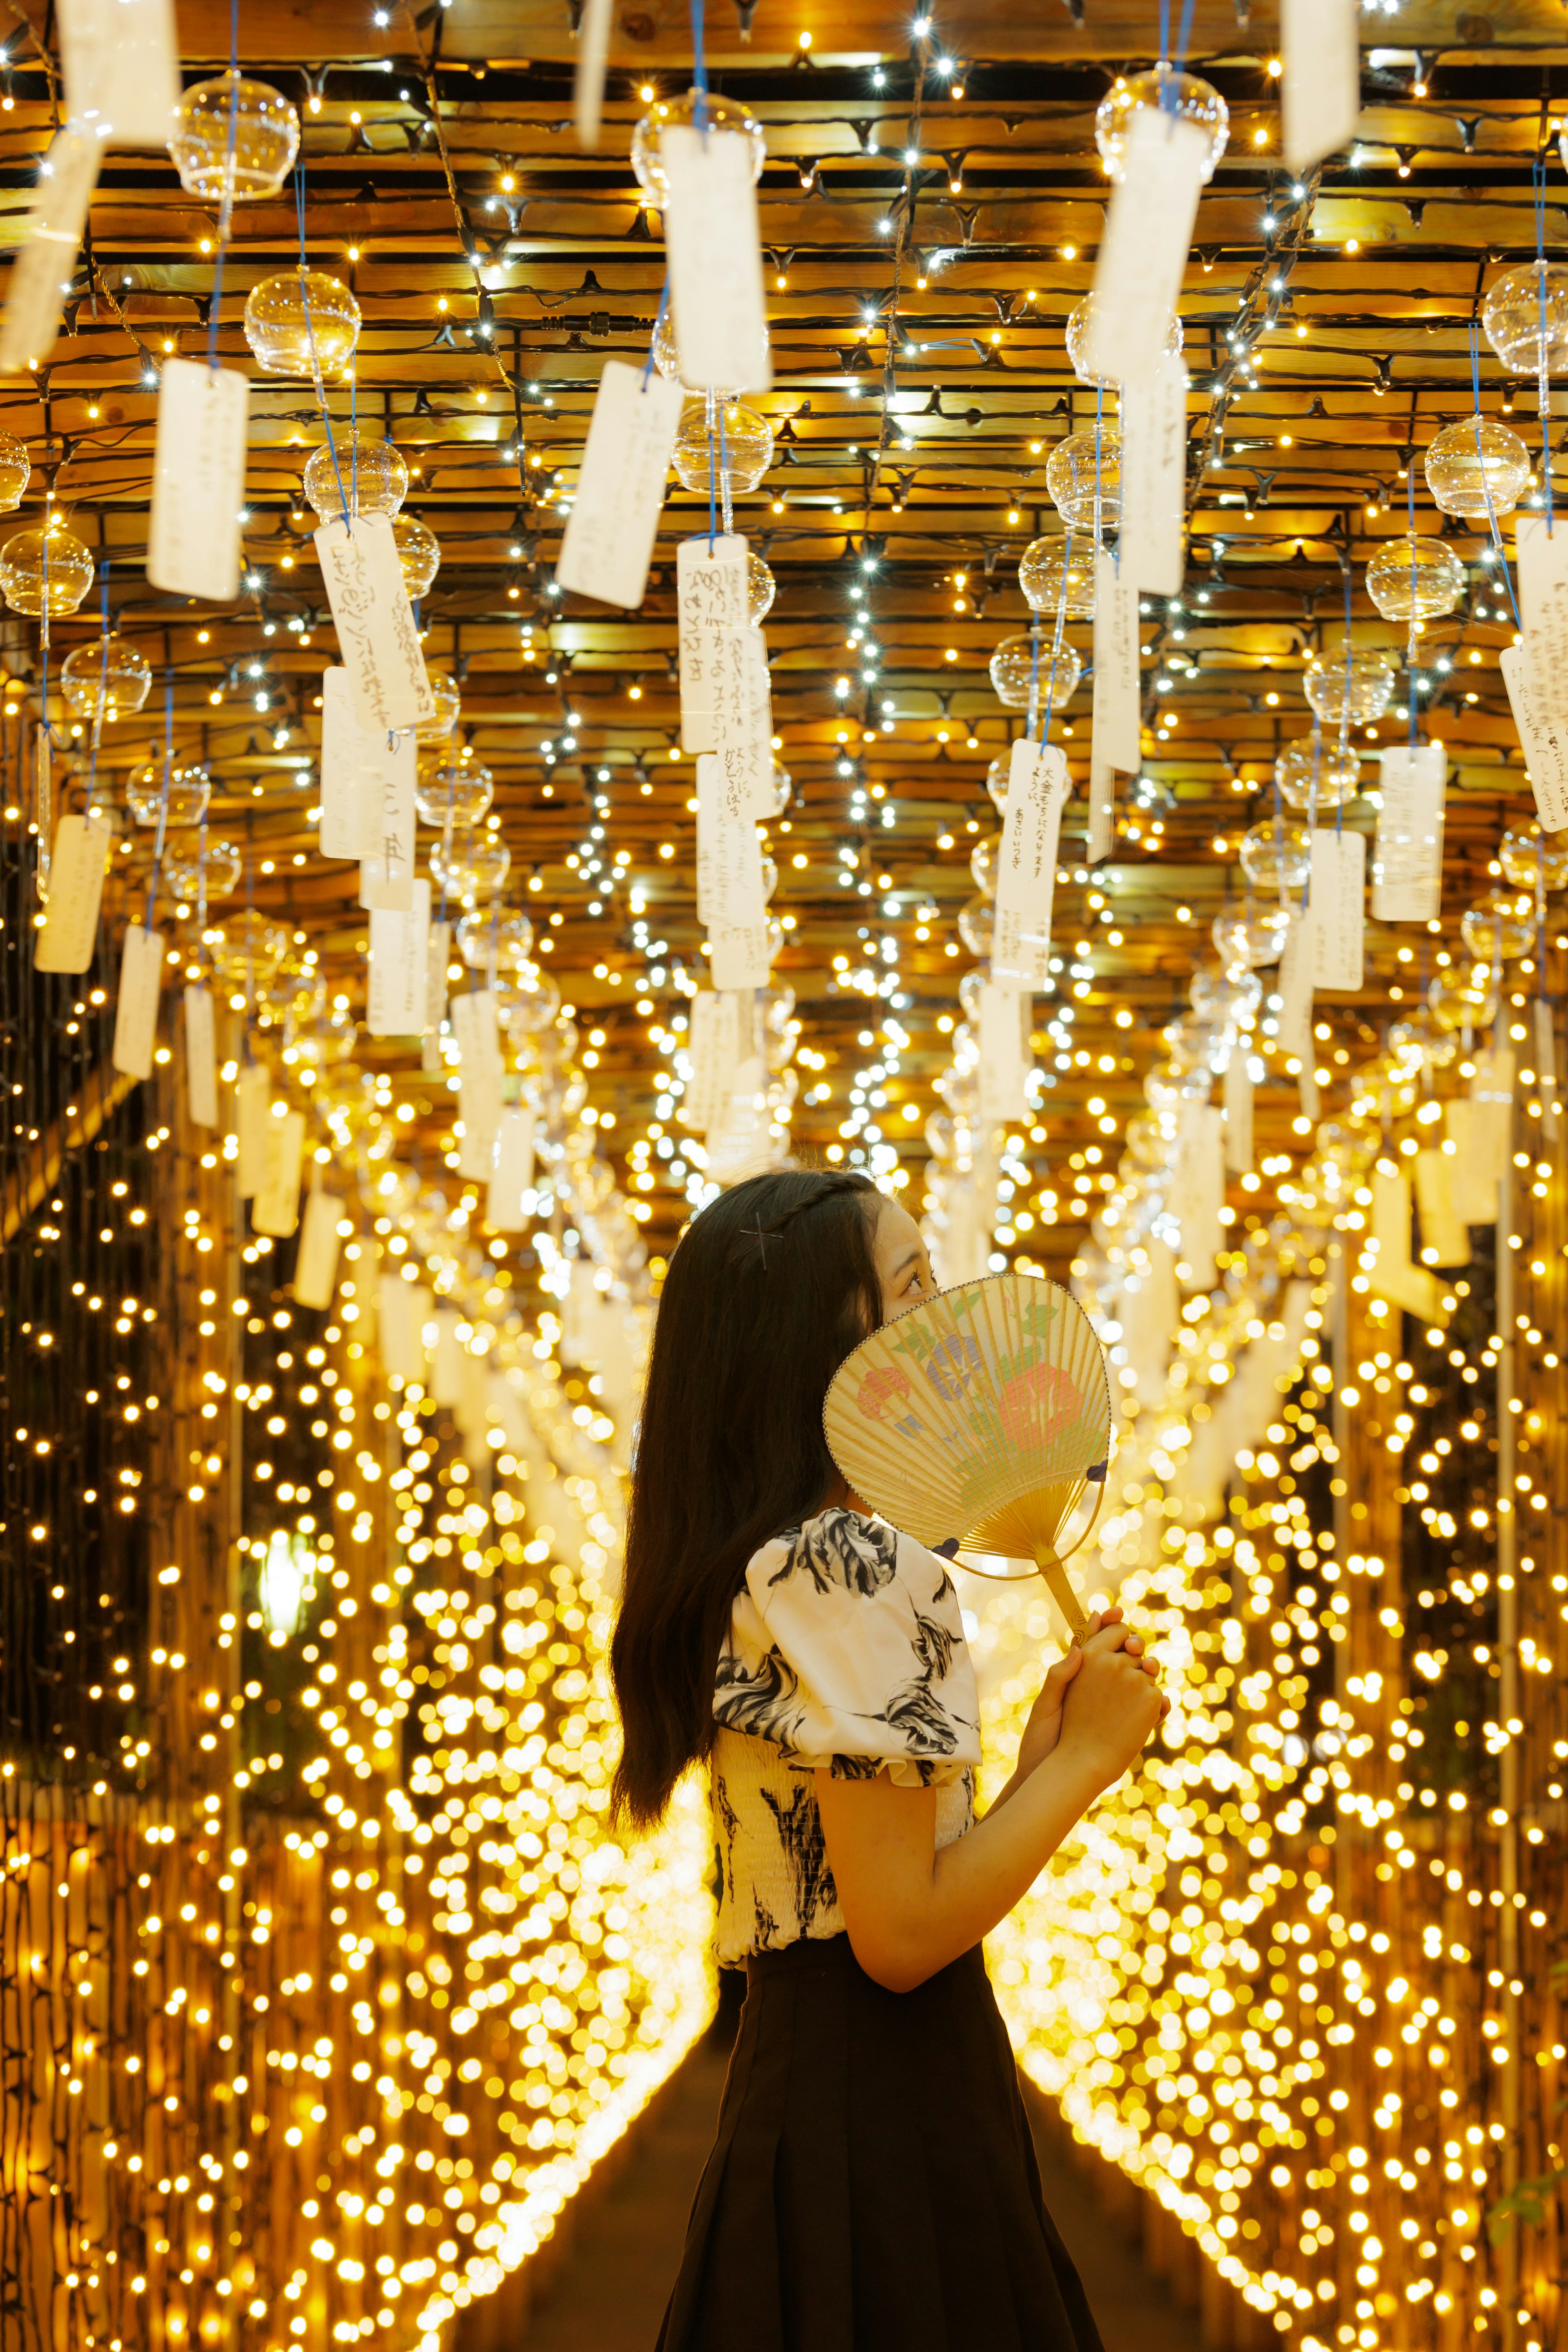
[632,49,773,537]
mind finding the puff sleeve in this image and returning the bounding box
[713,1507,980,1786]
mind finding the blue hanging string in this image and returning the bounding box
[295,162,353,532]
[690,0,708,124]
[706,397,718,548]
[205,0,241,372]
[1469,321,1523,628]
[145,664,175,935]
[1158,0,1197,69]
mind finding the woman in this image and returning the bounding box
[612,1167,1165,2352]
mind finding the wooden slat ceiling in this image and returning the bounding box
[7,0,1566,1262]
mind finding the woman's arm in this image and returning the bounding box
[815,1615,1162,1994]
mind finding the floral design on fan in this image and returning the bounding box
[855,1362,913,1417]
[768,1508,898,1597]
[853,1361,929,1441]
[998,1361,1084,1450]
[922,1334,984,1399]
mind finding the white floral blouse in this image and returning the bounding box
[710,1506,980,1965]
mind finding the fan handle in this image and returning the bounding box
[1035,1550,1091,1644]
[963,1475,1108,1645]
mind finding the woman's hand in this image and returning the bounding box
[1055,1609,1167,1792]
[994,1606,1163,1808]
[1011,1644,1083,1784]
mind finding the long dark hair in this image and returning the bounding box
[610,1168,883,1828]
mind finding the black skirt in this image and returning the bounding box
[656,1932,1107,2352]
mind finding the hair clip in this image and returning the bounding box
[751,1217,771,1269]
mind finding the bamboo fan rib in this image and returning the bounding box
[823,1273,1112,1639]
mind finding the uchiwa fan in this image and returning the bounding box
[823,1272,1112,1640]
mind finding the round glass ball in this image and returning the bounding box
[1303,644,1396,724]
[308,1003,359,1067]
[61,635,152,721]
[1499,822,1568,892]
[769,762,793,816]
[1275,736,1361,811]
[989,633,1082,709]
[1424,416,1530,520]
[631,92,765,203]
[0,434,31,513]
[1365,535,1466,621]
[393,515,441,598]
[957,893,994,957]
[262,962,325,1031]
[414,761,493,827]
[127,765,209,826]
[165,835,241,897]
[430,829,510,901]
[1045,428,1121,530]
[1461,888,1535,962]
[1481,260,1568,376]
[500,965,561,1038]
[1429,963,1500,1033]
[303,436,408,525]
[243,270,360,379]
[0,520,94,617]
[748,551,775,624]
[1385,1008,1456,1075]
[1018,539,1095,619]
[986,755,1010,815]
[1238,816,1311,894]
[970,836,999,899]
[169,71,300,202]
[1066,294,1182,388]
[1211,905,1292,966]
[1163,1012,1225,1076]
[416,672,462,743]
[457,908,535,971]
[1095,68,1229,185]
[208,912,289,987]
[1190,963,1262,1023]
[672,398,774,495]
